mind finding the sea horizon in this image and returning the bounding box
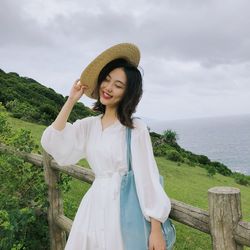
[145,113,250,176]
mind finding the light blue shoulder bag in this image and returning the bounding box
[120,127,176,250]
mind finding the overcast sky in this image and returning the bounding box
[1,0,250,121]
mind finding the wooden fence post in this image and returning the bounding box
[43,150,66,250]
[208,186,243,250]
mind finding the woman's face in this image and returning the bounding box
[99,67,127,108]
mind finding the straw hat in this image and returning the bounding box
[80,43,140,99]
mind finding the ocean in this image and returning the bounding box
[147,114,250,176]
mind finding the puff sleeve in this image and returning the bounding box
[40,116,93,166]
[131,119,171,223]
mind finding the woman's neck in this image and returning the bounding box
[102,106,118,121]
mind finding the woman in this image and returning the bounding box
[41,43,171,250]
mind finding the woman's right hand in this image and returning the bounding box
[68,79,89,103]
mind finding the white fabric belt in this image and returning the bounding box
[95,171,125,200]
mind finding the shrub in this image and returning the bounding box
[185,151,199,164]
[162,129,179,145]
[0,112,49,249]
[197,155,211,165]
[6,99,40,122]
[0,112,12,142]
[166,149,182,162]
[210,161,233,176]
[0,102,6,112]
[153,145,166,157]
[233,172,250,186]
[206,165,216,177]
[153,144,173,157]
[183,158,195,167]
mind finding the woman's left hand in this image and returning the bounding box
[148,228,166,250]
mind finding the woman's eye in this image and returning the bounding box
[115,85,122,88]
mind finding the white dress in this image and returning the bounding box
[40,114,171,250]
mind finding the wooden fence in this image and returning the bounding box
[1,143,250,250]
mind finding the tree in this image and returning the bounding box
[206,165,216,177]
[162,129,179,145]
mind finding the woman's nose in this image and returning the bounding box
[105,82,113,92]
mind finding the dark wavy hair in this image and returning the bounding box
[92,58,143,128]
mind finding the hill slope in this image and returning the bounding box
[0,68,96,125]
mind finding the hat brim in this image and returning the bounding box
[80,43,140,99]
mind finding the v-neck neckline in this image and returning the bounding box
[98,114,120,132]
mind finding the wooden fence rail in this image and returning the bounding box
[1,143,250,250]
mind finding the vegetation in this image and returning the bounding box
[150,129,250,186]
[0,69,96,125]
[0,104,71,249]
[2,105,250,250]
[0,105,49,249]
[0,69,249,249]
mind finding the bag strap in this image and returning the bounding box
[126,127,132,172]
[126,117,141,172]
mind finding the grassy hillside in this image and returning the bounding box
[0,68,96,125]
[7,114,250,250]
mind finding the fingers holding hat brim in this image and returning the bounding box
[73,79,89,94]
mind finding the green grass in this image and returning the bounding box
[8,115,46,153]
[7,114,250,250]
[158,159,250,222]
[158,159,250,250]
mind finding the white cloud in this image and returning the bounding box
[1,0,250,120]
